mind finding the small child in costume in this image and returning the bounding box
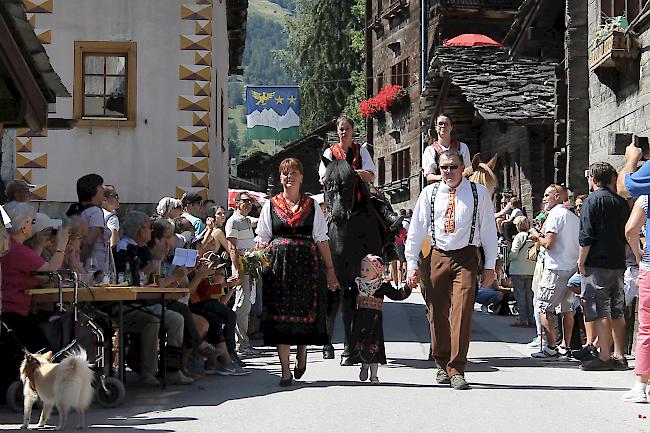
[349,254,412,384]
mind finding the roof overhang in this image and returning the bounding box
[0,0,70,132]
[226,0,248,75]
[420,46,556,128]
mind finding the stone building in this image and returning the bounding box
[1,0,247,210]
[420,46,556,215]
[505,0,589,194]
[588,2,650,168]
[366,0,522,211]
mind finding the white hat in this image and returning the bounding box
[32,212,62,234]
[157,197,182,217]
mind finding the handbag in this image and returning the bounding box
[526,242,539,262]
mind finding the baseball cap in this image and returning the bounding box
[32,212,62,233]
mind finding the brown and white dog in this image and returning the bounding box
[20,349,94,430]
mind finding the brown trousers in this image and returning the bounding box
[421,245,480,376]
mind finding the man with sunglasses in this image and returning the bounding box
[405,150,498,390]
[225,192,260,356]
[102,185,120,248]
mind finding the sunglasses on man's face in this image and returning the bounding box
[439,165,459,171]
[238,199,252,204]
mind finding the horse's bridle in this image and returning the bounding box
[324,176,357,222]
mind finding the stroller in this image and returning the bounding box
[2,270,125,412]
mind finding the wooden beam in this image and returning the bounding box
[428,74,451,133]
[0,13,47,131]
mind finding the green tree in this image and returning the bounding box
[228,80,244,107]
[281,0,365,133]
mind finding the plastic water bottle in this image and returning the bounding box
[124,262,132,286]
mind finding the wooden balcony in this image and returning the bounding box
[381,0,409,20]
[589,30,639,72]
[367,15,383,32]
[438,0,521,9]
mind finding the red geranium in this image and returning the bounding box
[359,85,408,119]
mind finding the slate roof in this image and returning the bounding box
[421,46,556,123]
[1,0,69,101]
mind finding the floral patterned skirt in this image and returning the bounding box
[349,307,387,364]
[261,236,327,346]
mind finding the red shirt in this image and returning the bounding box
[0,238,45,316]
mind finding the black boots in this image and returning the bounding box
[369,195,402,262]
[372,196,404,232]
[383,233,400,262]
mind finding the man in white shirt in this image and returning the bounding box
[225,192,259,356]
[528,184,580,359]
[405,150,498,390]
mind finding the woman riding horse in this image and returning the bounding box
[318,115,403,246]
[319,115,402,365]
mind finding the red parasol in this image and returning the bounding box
[228,189,268,209]
[442,34,504,47]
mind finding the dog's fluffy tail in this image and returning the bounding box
[56,348,94,410]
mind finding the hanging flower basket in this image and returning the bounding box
[359,85,409,119]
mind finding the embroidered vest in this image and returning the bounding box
[357,296,384,311]
[330,141,362,170]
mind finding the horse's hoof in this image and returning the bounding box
[340,357,354,366]
[322,345,334,359]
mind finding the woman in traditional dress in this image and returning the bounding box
[422,113,472,184]
[318,115,402,231]
[256,158,339,386]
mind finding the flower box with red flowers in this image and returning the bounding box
[359,85,409,119]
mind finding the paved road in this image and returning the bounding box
[1,289,647,432]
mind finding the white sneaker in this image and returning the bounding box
[531,345,559,359]
[167,370,194,385]
[206,363,250,376]
[238,347,261,357]
[527,335,546,348]
[622,382,648,403]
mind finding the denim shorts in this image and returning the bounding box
[581,266,625,322]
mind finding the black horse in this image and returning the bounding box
[322,156,384,364]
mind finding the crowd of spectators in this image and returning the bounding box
[0,175,268,393]
[486,155,650,402]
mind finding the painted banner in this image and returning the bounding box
[246,86,300,140]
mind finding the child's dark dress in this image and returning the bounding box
[348,281,411,364]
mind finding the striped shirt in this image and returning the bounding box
[637,195,650,271]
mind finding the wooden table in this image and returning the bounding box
[28,286,189,303]
[28,286,189,385]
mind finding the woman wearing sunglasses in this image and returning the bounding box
[422,114,472,184]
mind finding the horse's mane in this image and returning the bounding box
[463,153,498,193]
[324,158,355,184]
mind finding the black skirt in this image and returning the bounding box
[262,236,327,346]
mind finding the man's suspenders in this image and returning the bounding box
[429,181,478,248]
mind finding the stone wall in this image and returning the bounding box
[480,122,555,216]
[588,0,650,171]
[370,0,422,212]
